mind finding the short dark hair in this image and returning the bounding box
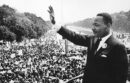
[97,13,112,25]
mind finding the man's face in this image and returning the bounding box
[92,16,109,38]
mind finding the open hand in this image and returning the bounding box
[48,5,56,24]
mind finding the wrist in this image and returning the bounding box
[51,17,55,24]
[52,24,62,31]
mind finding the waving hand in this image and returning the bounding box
[48,5,56,24]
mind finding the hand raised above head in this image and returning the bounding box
[48,6,54,14]
[48,5,56,24]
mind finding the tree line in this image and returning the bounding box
[0,5,50,42]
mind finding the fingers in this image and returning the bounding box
[48,5,54,14]
[48,6,54,17]
[49,6,54,12]
[47,10,50,13]
[47,5,56,24]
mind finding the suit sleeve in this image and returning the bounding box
[112,44,128,83]
[57,26,90,47]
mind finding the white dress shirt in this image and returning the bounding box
[97,32,112,51]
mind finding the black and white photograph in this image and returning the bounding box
[0,0,130,83]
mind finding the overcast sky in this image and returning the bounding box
[0,0,130,24]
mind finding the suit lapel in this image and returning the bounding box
[93,38,99,55]
[95,35,113,56]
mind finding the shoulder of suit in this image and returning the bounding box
[110,36,125,47]
[84,35,96,41]
[85,35,95,38]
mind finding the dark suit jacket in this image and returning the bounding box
[58,27,128,83]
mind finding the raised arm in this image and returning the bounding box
[58,26,90,47]
[48,6,90,47]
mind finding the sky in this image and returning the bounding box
[0,0,130,24]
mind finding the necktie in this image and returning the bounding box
[94,38,101,53]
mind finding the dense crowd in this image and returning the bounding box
[0,31,87,83]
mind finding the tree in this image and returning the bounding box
[0,25,16,42]
[0,4,50,42]
[24,13,50,37]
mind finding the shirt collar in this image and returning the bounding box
[96,31,112,51]
[101,31,112,43]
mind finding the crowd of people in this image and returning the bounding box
[0,31,86,83]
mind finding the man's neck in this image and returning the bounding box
[101,30,111,38]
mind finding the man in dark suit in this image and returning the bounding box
[48,6,128,83]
